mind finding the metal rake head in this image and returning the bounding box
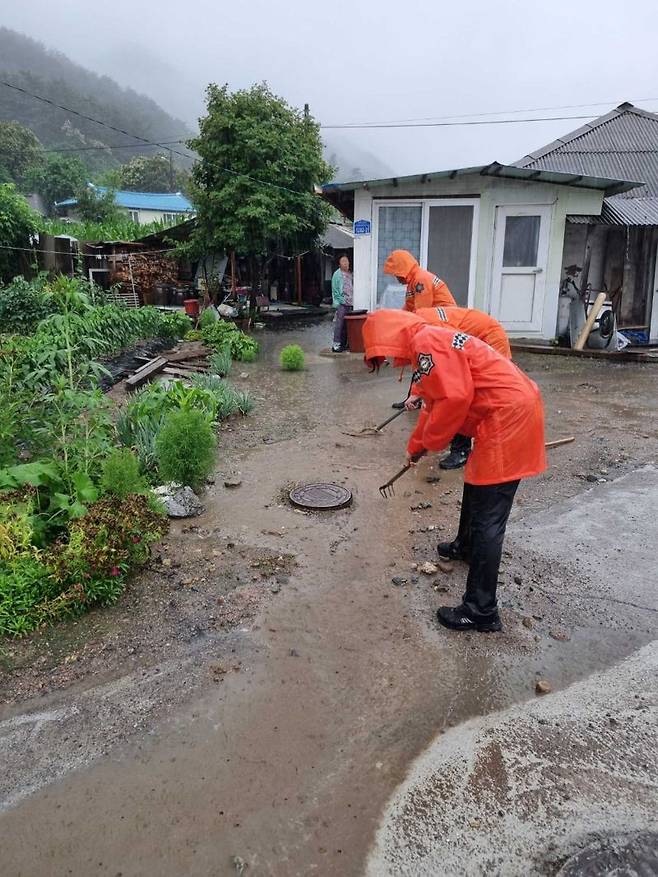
[379,482,395,498]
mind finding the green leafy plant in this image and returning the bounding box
[234,389,254,415]
[198,307,218,330]
[200,320,259,361]
[184,329,203,341]
[280,344,305,371]
[116,410,166,478]
[100,449,147,498]
[0,275,55,333]
[155,408,216,489]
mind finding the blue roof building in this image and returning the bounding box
[56,184,195,225]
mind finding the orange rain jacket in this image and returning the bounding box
[383,250,455,312]
[363,310,546,486]
[416,306,512,359]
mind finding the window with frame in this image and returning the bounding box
[128,210,140,223]
[162,212,178,225]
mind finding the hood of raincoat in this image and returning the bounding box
[363,309,426,365]
[383,249,419,281]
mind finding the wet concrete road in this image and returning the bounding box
[1,324,657,876]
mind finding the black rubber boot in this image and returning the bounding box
[437,605,502,633]
[439,433,472,470]
[437,540,469,562]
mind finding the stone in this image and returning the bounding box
[154,483,203,518]
[420,561,439,575]
[270,583,281,594]
[239,372,249,379]
[436,560,454,574]
[549,629,571,641]
[514,573,523,584]
[224,474,242,488]
[535,679,553,695]
[586,474,599,483]
[522,616,534,629]
[391,576,407,586]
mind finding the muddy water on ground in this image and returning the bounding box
[2,324,657,876]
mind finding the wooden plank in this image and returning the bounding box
[574,292,607,351]
[545,436,575,450]
[165,348,212,363]
[162,366,204,380]
[126,357,168,390]
[511,343,656,363]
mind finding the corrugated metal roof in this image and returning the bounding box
[515,103,658,199]
[322,223,355,249]
[322,161,640,196]
[56,184,194,213]
[568,195,658,226]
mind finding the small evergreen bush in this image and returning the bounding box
[100,448,147,498]
[280,344,305,371]
[155,408,216,489]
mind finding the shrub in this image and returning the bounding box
[280,344,305,371]
[234,390,254,415]
[184,329,203,342]
[0,276,55,333]
[200,320,259,361]
[0,555,60,637]
[100,449,147,498]
[155,408,216,489]
[198,307,218,330]
[116,409,166,477]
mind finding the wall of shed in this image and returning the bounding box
[352,175,604,340]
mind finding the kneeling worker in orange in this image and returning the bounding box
[363,309,546,633]
[415,306,511,470]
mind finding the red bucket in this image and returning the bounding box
[345,310,368,353]
[184,299,200,318]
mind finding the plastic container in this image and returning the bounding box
[184,298,200,318]
[345,309,369,353]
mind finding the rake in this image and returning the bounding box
[379,451,426,497]
[343,407,406,438]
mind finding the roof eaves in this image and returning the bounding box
[514,106,627,167]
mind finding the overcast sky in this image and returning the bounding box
[4,0,658,177]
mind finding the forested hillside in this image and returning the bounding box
[0,28,193,173]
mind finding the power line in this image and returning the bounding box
[326,97,658,128]
[0,80,316,198]
[320,113,640,130]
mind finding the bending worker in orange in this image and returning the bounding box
[363,309,546,633]
[415,306,511,469]
[383,249,455,311]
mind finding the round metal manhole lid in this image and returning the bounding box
[558,832,658,876]
[289,482,352,510]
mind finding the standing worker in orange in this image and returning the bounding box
[414,305,511,469]
[384,250,456,410]
[363,309,546,633]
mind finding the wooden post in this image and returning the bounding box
[296,256,302,306]
[574,291,606,351]
[230,251,237,295]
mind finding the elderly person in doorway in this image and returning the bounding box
[331,254,353,352]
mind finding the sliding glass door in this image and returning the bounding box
[373,199,478,309]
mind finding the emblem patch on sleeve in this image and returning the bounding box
[451,332,470,350]
[414,282,424,293]
[416,352,435,376]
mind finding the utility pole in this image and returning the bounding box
[168,149,174,191]
[304,103,310,121]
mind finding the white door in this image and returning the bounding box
[490,205,551,333]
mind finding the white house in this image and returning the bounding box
[323,162,638,340]
[56,185,195,226]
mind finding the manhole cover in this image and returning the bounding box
[289,482,352,510]
[558,832,658,876]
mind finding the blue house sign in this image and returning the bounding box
[353,219,371,236]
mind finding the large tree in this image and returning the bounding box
[0,121,45,187]
[25,153,87,213]
[188,83,333,287]
[0,184,40,282]
[105,153,190,193]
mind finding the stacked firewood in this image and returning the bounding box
[110,252,179,295]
